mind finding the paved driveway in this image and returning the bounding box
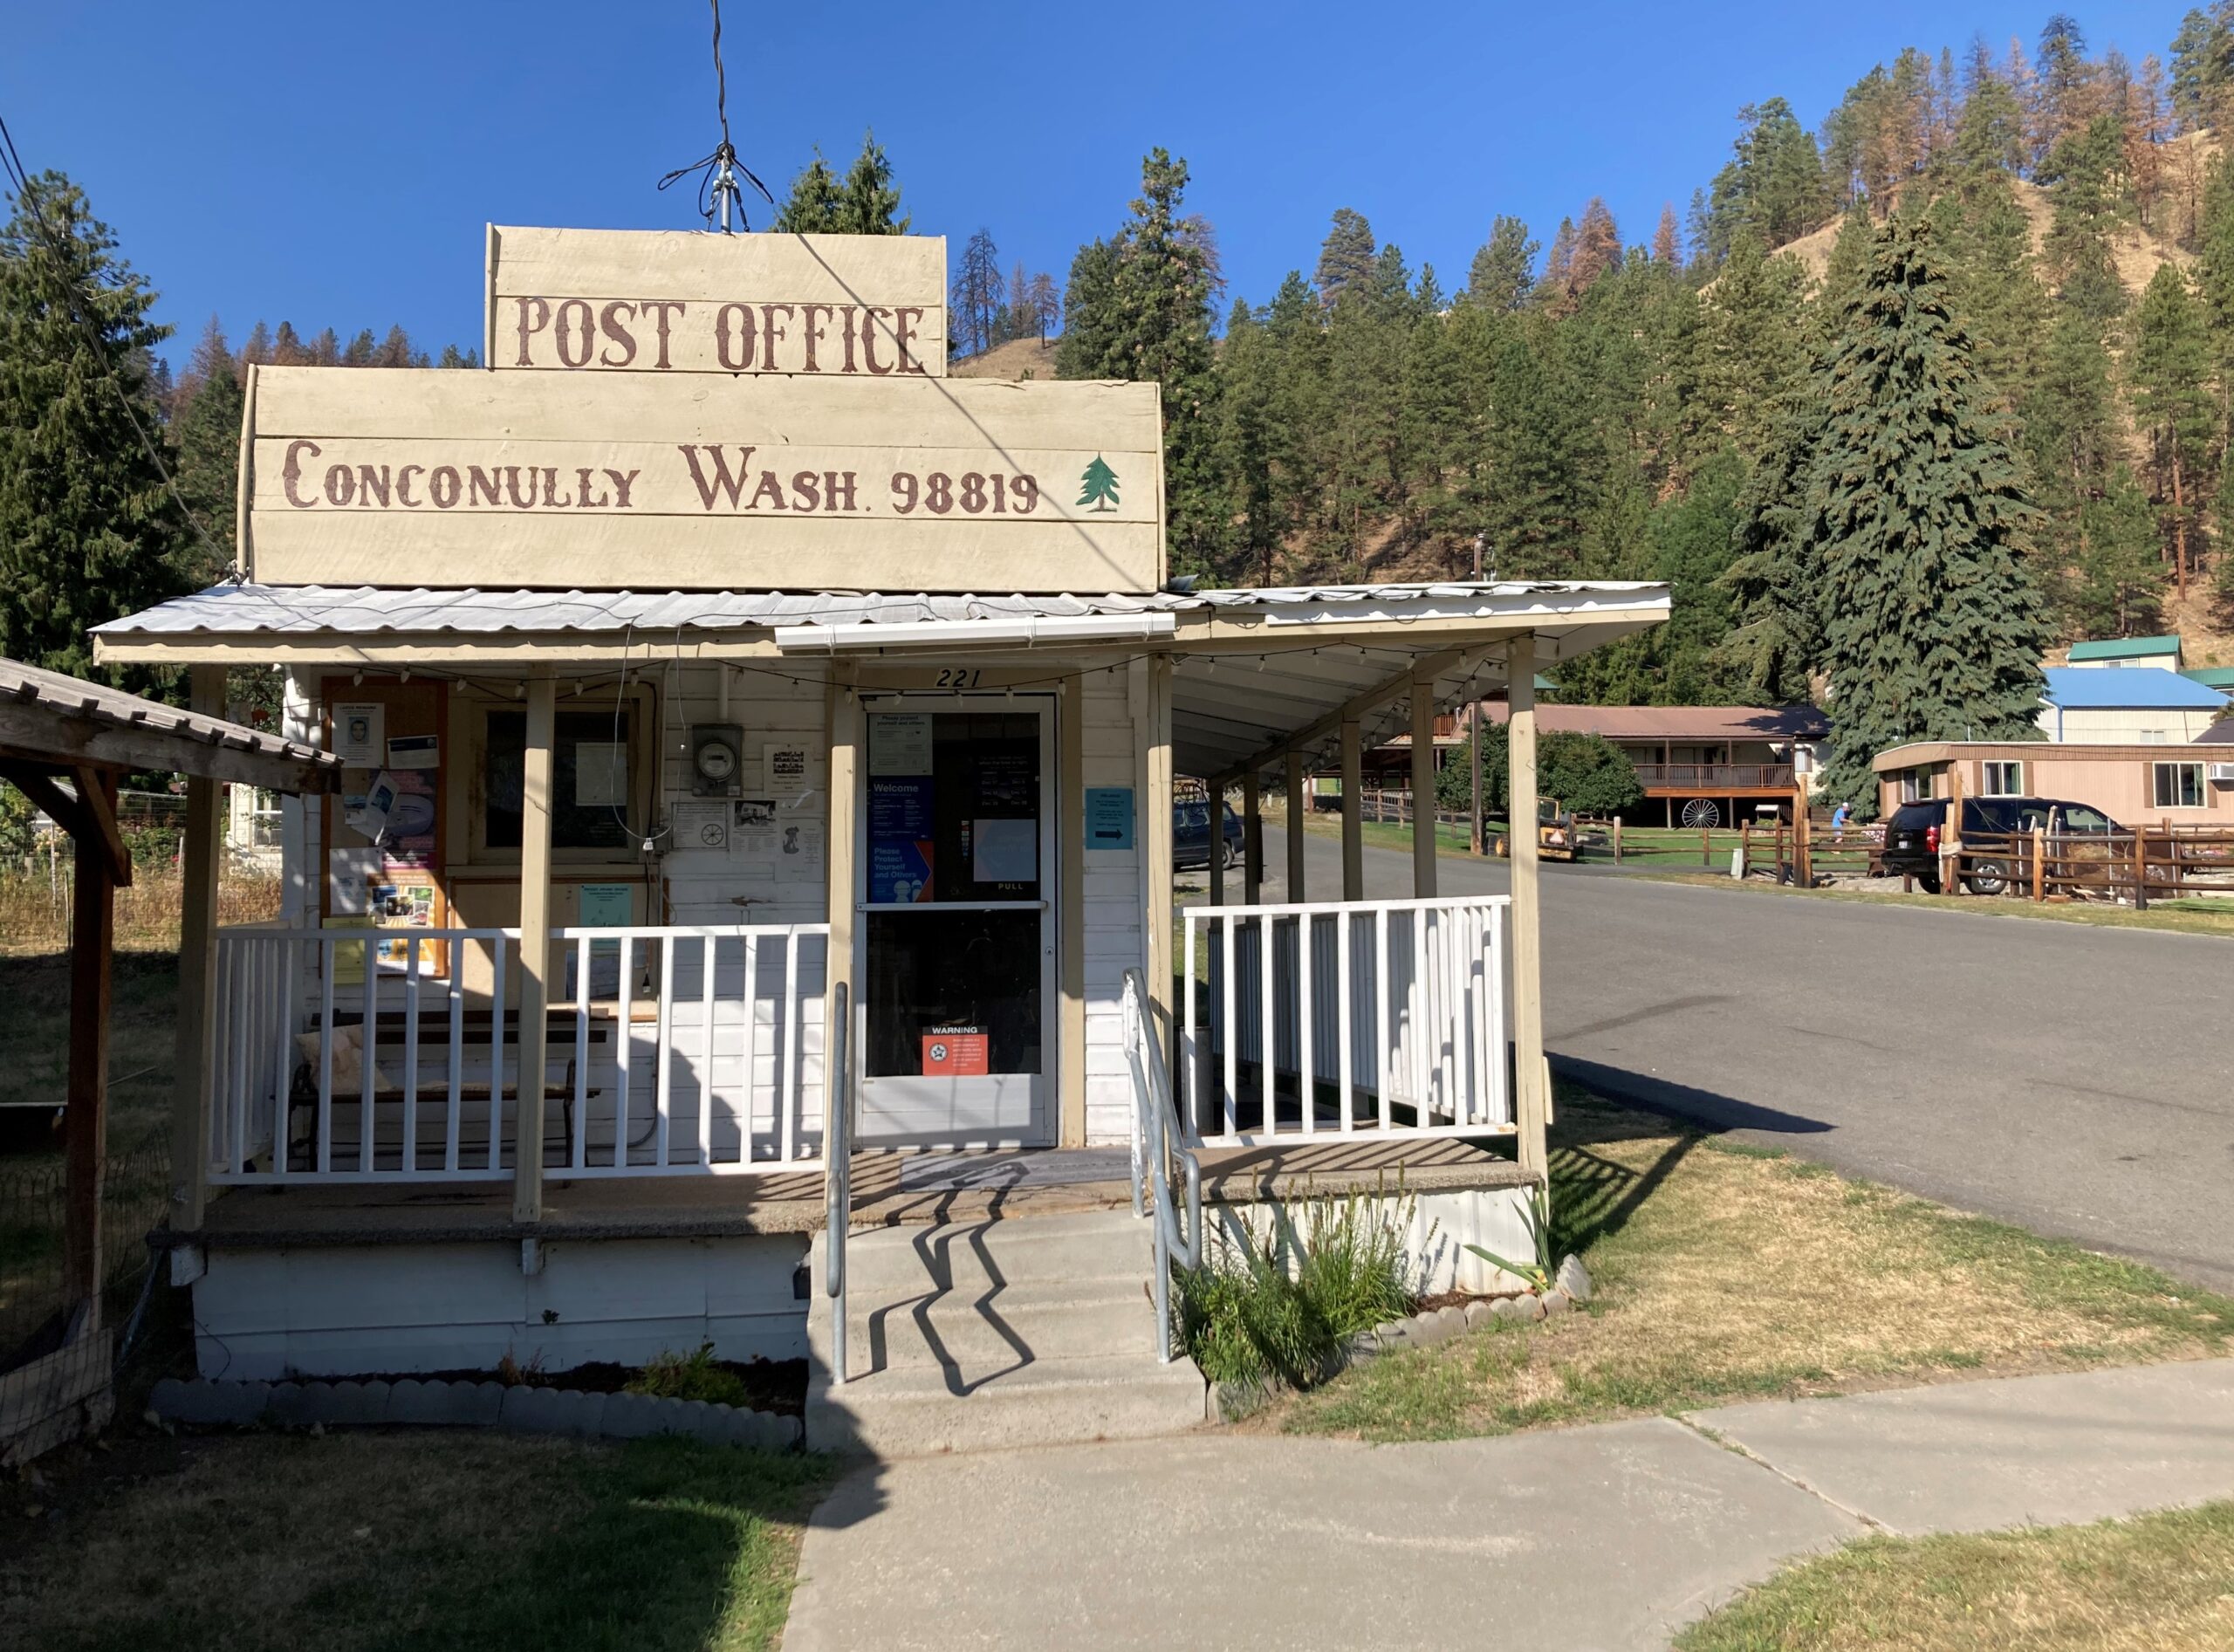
[1226,826,2234,1291]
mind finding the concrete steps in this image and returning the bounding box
[806,1210,1206,1457]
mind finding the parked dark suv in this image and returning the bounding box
[1173,800,1245,871]
[1880,796,2120,895]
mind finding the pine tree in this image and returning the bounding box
[1807,216,2048,809]
[0,172,188,678]
[773,151,845,233]
[1089,150,1223,575]
[1692,233,1808,457]
[1464,216,1537,310]
[1314,209,1377,308]
[1718,401,1827,704]
[836,132,908,234]
[2039,114,2128,325]
[2127,263,2217,598]
[1054,238,1121,378]
[171,317,243,587]
[1703,97,1830,260]
[950,229,1004,357]
[1651,203,1681,268]
[2068,466,2169,634]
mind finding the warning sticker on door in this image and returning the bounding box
[922,1026,990,1076]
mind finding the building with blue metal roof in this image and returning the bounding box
[2039,665,2230,742]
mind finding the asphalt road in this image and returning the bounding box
[1214,826,2234,1292]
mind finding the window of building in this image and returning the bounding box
[1981,760,2024,796]
[478,708,639,854]
[2152,761,2205,810]
[1901,768,1936,802]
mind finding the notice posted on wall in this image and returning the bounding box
[868,775,934,902]
[869,713,932,776]
[333,702,384,766]
[764,740,824,799]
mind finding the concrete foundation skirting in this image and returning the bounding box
[147,1376,803,1451]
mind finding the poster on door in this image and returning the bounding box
[868,776,935,902]
[922,1025,990,1076]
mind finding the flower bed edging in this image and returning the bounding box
[147,1376,803,1451]
[1206,1254,1595,1422]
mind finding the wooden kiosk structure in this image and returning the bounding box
[0,657,336,1461]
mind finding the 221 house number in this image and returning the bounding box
[931,668,984,689]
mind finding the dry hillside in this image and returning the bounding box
[949,336,1061,380]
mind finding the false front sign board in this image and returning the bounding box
[487,226,948,377]
[243,367,1164,592]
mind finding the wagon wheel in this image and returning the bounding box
[1679,799,1721,829]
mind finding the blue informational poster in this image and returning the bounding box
[1085,786,1134,851]
[868,776,935,902]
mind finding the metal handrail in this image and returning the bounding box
[1122,969,1201,1364]
[824,982,851,1386]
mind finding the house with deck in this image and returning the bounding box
[95,227,1669,1451]
[1477,703,1826,827]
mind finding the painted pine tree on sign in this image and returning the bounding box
[1812,215,2048,810]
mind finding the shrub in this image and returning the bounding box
[626,1342,751,1408]
[1177,1188,1415,1388]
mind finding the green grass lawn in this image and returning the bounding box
[1677,1499,2234,1651]
[1273,1089,2234,1443]
[1,1431,835,1652]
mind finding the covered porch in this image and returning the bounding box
[93,578,1667,1376]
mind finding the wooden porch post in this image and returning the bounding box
[171,663,225,1230]
[1340,716,1364,901]
[63,769,120,1330]
[511,675,556,1223]
[1242,768,1263,903]
[1207,780,1226,907]
[1285,758,1306,901]
[1059,674,1087,1147]
[825,664,861,1147]
[1507,634,1548,1181]
[1410,672,1437,898]
[1136,656,1175,1051]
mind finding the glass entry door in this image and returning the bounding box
[856,696,1056,1145]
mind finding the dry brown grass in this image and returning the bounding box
[1281,1092,2234,1442]
[0,1429,832,1652]
[1642,871,2234,938]
[0,863,281,956]
[1679,1500,2234,1652]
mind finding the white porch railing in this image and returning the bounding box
[1182,896,1510,1146]
[207,923,830,1184]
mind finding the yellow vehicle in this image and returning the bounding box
[1494,798,1580,863]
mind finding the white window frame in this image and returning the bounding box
[2152,761,2206,810]
[1980,760,2024,797]
[1901,768,1936,803]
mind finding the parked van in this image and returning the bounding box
[1880,796,2119,895]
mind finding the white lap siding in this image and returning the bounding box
[1081,668,1146,1145]
[648,662,832,1162]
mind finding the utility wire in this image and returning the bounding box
[0,111,236,580]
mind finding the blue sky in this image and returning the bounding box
[3,3,2201,365]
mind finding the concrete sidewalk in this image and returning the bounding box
[783,1358,2234,1652]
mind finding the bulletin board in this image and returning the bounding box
[321,677,452,978]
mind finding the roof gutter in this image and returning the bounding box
[775,612,1177,655]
